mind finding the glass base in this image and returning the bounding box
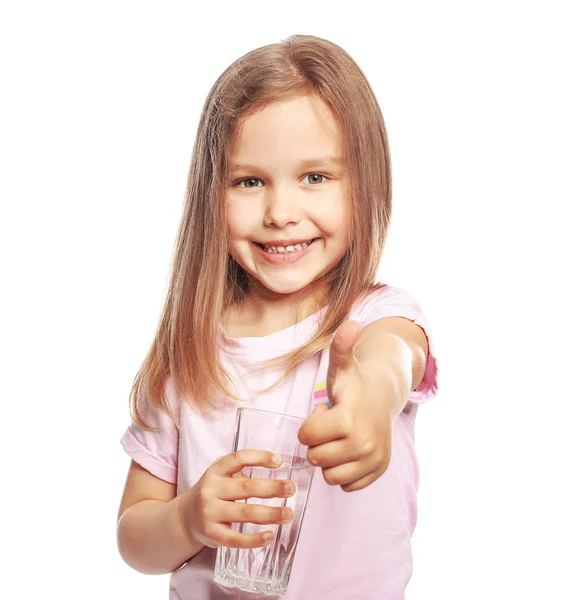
[214,570,287,596]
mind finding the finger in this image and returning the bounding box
[308,402,331,418]
[219,476,296,501]
[321,460,365,487]
[341,472,379,493]
[219,499,293,527]
[306,439,360,469]
[298,404,348,447]
[209,450,282,477]
[205,523,276,549]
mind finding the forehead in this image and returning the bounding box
[230,95,342,168]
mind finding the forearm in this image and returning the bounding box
[355,332,415,421]
[117,493,205,574]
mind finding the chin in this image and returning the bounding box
[256,274,317,296]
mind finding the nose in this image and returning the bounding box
[263,184,301,228]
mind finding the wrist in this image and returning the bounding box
[174,489,199,548]
[167,490,205,565]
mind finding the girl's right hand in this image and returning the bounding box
[177,450,295,549]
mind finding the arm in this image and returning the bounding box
[353,316,429,422]
[117,452,293,574]
[298,316,431,493]
[117,460,204,574]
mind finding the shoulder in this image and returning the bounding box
[350,284,422,325]
[136,374,183,430]
[164,375,183,420]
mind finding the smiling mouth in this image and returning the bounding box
[255,238,320,253]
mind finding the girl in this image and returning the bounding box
[117,34,439,599]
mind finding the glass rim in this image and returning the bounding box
[236,406,306,423]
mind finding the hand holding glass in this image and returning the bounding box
[178,448,296,551]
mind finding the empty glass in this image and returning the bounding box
[213,407,315,596]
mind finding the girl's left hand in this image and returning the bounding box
[298,320,395,493]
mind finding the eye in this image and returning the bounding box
[302,173,328,185]
[235,177,264,188]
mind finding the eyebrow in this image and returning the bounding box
[230,156,343,171]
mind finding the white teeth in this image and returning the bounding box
[262,239,315,253]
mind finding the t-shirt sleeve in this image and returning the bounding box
[351,285,439,404]
[120,375,180,484]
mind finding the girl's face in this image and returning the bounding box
[226,94,351,302]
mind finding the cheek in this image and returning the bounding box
[226,197,260,239]
[318,195,351,236]
[226,202,247,239]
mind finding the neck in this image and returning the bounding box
[223,278,329,337]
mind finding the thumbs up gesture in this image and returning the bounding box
[297,320,395,493]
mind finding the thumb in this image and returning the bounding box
[329,319,362,372]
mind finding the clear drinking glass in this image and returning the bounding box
[213,407,315,596]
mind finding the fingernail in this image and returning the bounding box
[284,483,295,496]
[263,532,274,542]
[272,453,282,465]
[282,508,293,522]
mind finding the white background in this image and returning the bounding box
[1,1,559,598]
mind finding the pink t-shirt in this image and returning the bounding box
[120,284,439,599]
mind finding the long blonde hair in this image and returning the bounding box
[130,34,392,429]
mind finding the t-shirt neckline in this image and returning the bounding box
[219,305,328,357]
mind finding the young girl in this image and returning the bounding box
[117,34,439,599]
